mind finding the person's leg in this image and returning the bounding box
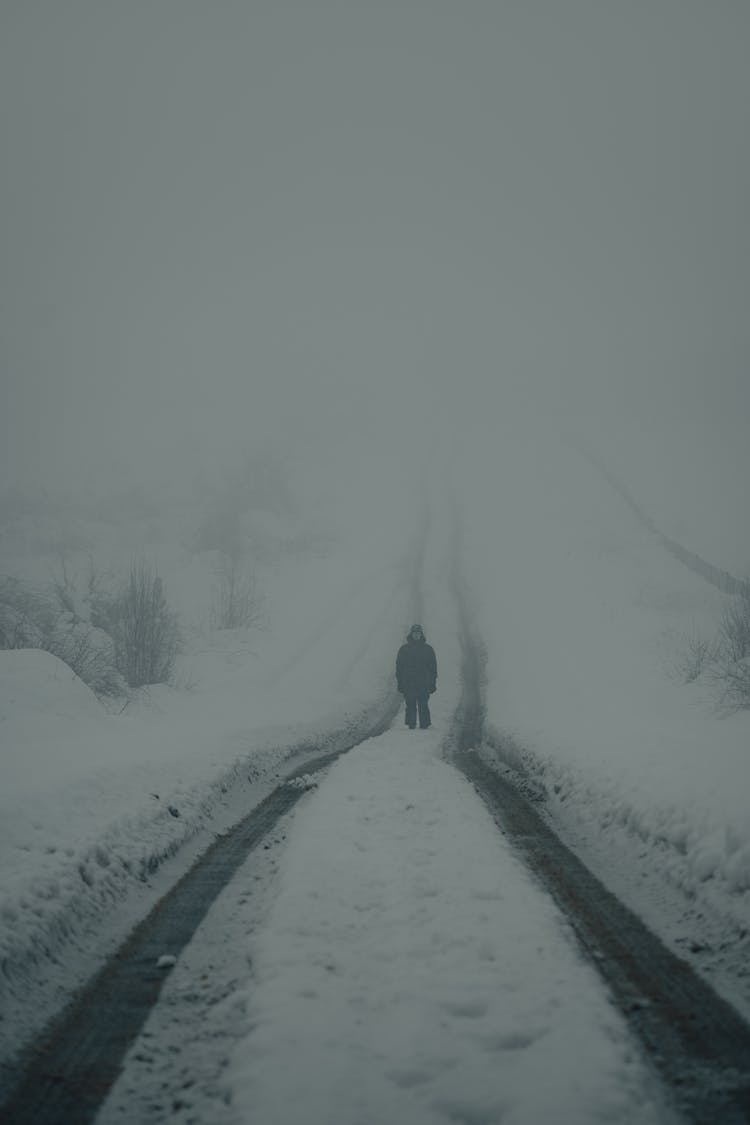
[404,689,417,729]
[417,691,431,729]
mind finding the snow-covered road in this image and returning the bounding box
[100,729,672,1125]
[3,428,750,1123]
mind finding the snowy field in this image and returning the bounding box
[3,2,750,1119]
[2,419,750,1115]
[0,445,420,1068]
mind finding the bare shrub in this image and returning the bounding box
[718,657,750,710]
[713,586,750,710]
[47,619,127,696]
[210,554,264,630]
[0,577,56,649]
[674,627,717,684]
[84,558,120,634]
[111,561,180,688]
[719,587,750,664]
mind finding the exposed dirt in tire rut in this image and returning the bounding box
[0,735,391,1125]
[5,607,750,1125]
[449,616,750,1125]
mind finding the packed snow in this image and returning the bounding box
[225,730,670,1125]
[1,421,750,1118]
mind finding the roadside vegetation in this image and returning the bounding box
[0,559,179,696]
[0,451,316,699]
[676,583,750,710]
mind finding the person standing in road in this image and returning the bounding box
[396,624,437,730]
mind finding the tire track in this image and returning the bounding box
[446,605,750,1124]
[1,505,434,1125]
[10,551,750,1124]
[0,714,397,1125]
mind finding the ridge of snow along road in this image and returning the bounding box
[0,461,418,1079]
[0,645,400,1083]
[454,431,750,1021]
[225,729,673,1125]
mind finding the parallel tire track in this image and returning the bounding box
[8,571,750,1125]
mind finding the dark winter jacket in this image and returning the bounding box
[396,636,437,695]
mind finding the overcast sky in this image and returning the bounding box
[1,1,748,493]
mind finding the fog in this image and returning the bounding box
[1,1,748,495]
[3,9,750,1109]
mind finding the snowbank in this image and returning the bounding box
[0,450,420,1069]
[454,417,750,1009]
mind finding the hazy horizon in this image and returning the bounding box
[2,1,748,495]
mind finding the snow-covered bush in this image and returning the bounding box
[0,574,126,696]
[47,618,127,697]
[110,561,180,688]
